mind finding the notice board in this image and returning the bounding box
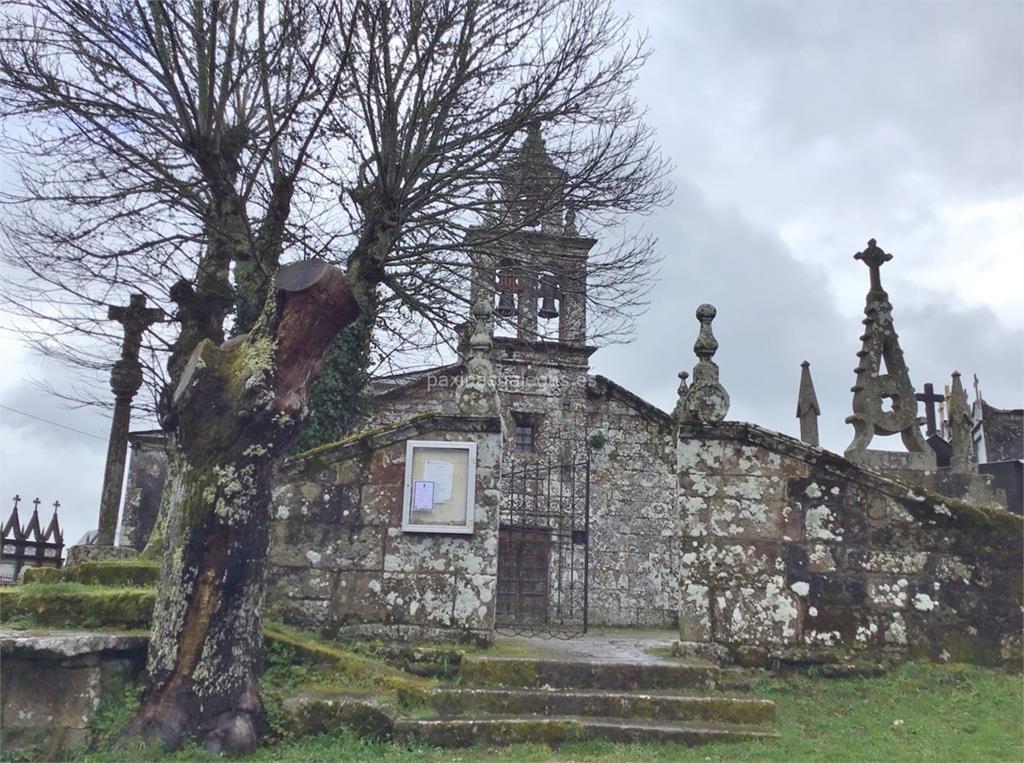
[401,440,477,534]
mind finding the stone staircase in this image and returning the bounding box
[391,654,778,748]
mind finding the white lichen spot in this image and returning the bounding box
[805,482,823,499]
[790,581,810,597]
[913,593,937,611]
[887,613,908,645]
[805,504,842,541]
[808,606,818,617]
[306,550,322,565]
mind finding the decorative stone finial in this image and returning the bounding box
[456,296,500,416]
[678,304,729,423]
[844,239,934,468]
[563,206,577,237]
[796,361,821,446]
[672,371,690,421]
[947,371,977,474]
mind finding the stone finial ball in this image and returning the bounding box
[696,303,717,321]
[472,296,493,318]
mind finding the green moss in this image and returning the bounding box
[0,584,155,629]
[458,657,538,688]
[289,413,439,463]
[262,624,432,704]
[22,561,159,588]
[910,486,1024,537]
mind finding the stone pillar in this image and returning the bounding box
[557,259,587,346]
[96,295,163,546]
[119,431,170,551]
[948,371,978,474]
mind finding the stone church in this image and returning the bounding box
[118,130,1021,666]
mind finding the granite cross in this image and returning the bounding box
[915,383,945,438]
[96,294,164,546]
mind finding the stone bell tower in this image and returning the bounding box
[467,123,596,347]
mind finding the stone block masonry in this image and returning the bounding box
[677,422,1023,668]
[1,630,147,757]
[266,414,503,644]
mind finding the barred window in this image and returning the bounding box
[514,423,534,453]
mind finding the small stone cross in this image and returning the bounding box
[52,500,60,513]
[854,238,893,294]
[32,498,40,512]
[915,383,945,438]
[11,495,19,510]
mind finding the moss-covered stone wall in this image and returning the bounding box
[677,422,1023,668]
[265,415,502,643]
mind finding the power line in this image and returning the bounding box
[0,403,106,441]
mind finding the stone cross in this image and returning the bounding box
[947,371,977,474]
[915,383,945,438]
[677,304,730,423]
[844,239,933,467]
[796,361,821,446]
[97,294,164,546]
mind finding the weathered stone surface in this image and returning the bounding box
[427,686,775,724]
[678,421,1023,667]
[0,628,146,758]
[268,415,502,638]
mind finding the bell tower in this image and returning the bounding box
[467,123,596,347]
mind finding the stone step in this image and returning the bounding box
[428,686,774,725]
[0,585,155,630]
[393,715,778,748]
[459,655,719,691]
[22,560,159,587]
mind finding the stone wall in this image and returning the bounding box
[585,377,679,627]
[119,431,168,551]
[677,422,1023,667]
[266,415,502,644]
[362,349,682,629]
[0,630,146,757]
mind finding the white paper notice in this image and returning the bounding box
[412,480,434,511]
[422,460,454,503]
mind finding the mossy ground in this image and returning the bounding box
[13,661,1017,762]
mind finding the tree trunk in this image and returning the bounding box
[130,260,359,754]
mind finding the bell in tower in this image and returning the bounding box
[495,268,517,317]
[538,274,559,319]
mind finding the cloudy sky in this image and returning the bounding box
[1,0,1022,551]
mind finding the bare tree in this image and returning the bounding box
[0,0,346,418]
[0,0,669,752]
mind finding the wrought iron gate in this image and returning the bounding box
[495,455,590,638]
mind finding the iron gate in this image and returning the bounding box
[495,455,590,638]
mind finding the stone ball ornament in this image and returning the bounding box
[675,303,730,424]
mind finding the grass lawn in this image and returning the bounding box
[62,661,1021,763]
